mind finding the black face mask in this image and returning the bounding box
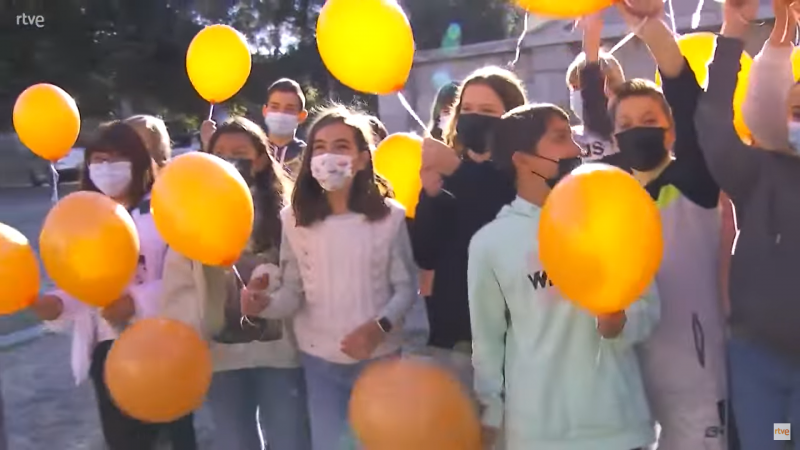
[227,158,254,186]
[532,155,582,189]
[456,114,501,155]
[615,127,668,172]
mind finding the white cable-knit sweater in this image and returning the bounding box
[261,199,417,364]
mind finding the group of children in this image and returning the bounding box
[16,0,800,448]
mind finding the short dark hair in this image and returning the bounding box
[292,105,390,227]
[491,103,570,182]
[266,78,306,111]
[609,78,674,128]
[207,116,292,253]
[80,121,156,207]
[428,81,459,140]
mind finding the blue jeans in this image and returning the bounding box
[207,367,311,450]
[728,337,800,450]
[300,352,395,450]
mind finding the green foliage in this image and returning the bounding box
[0,0,517,132]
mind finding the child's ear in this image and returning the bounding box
[262,105,268,118]
[298,109,308,123]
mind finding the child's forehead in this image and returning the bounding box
[615,95,665,115]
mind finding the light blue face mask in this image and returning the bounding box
[788,121,800,154]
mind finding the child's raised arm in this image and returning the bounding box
[695,0,763,202]
[742,0,794,150]
[578,14,615,140]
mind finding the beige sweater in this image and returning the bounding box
[159,248,300,371]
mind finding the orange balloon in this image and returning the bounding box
[373,133,422,218]
[151,152,254,266]
[350,358,481,450]
[186,25,252,103]
[39,191,140,307]
[791,47,800,81]
[105,318,212,423]
[13,83,81,161]
[655,32,752,141]
[0,223,40,315]
[538,164,663,314]
[515,0,615,18]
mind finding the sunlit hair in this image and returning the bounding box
[292,105,393,227]
[124,115,171,167]
[443,66,527,154]
[207,117,293,253]
[80,121,155,206]
[609,78,674,128]
[566,51,624,90]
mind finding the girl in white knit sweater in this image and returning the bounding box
[242,105,418,450]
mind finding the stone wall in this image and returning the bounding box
[378,0,775,133]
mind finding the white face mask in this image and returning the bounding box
[89,161,133,197]
[264,112,299,137]
[569,90,583,122]
[438,114,451,131]
[310,153,353,192]
[788,121,800,154]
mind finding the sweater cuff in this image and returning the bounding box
[480,400,504,429]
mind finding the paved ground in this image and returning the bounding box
[0,186,215,449]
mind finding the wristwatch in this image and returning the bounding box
[376,316,393,333]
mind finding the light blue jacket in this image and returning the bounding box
[468,197,658,450]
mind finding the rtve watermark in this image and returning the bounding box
[775,423,791,441]
[16,13,44,28]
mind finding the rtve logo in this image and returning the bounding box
[775,423,791,441]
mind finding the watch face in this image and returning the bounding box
[378,317,392,333]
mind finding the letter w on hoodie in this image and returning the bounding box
[468,197,659,450]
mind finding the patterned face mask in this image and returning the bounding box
[310,153,353,191]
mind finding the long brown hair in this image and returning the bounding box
[292,105,390,227]
[80,121,155,208]
[207,117,292,253]
[443,66,528,153]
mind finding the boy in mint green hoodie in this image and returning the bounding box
[468,103,659,450]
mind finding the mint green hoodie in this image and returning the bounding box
[468,197,658,450]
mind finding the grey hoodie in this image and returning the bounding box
[695,35,800,359]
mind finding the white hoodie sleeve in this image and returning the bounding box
[468,233,507,430]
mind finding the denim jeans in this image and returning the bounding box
[728,337,800,450]
[207,367,311,450]
[300,352,397,450]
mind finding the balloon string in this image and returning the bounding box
[396,92,427,132]
[207,103,215,121]
[232,264,257,328]
[692,0,705,29]
[608,17,649,56]
[666,0,677,32]
[49,163,59,204]
[509,13,530,69]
